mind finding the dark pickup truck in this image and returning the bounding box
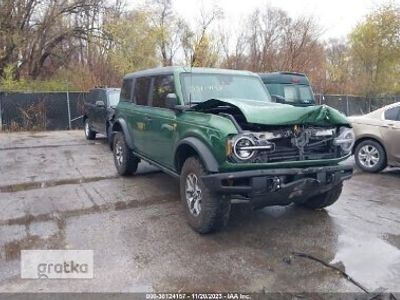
[83,87,120,145]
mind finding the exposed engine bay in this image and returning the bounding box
[193,102,354,163]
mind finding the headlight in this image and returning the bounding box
[233,136,256,160]
[231,135,274,161]
[334,127,355,154]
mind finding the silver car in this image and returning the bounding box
[349,102,400,172]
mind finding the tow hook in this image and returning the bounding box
[269,177,281,192]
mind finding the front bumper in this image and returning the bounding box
[202,164,353,207]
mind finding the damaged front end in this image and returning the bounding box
[193,98,355,164]
[226,125,354,164]
[193,98,354,208]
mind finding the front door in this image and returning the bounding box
[381,105,400,162]
[145,74,177,168]
[93,90,107,134]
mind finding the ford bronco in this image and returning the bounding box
[111,67,354,233]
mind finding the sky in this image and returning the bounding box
[170,0,389,40]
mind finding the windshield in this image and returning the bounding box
[107,90,121,107]
[181,73,271,104]
[267,83,315,104]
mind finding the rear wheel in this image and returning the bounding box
[354,140,386,173]
[84,119,96,140]
[113,132,139,176]
[180,157,231,234]
[299,183,343,209]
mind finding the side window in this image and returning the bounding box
[384,107,400,121]
[86,90,97,104]
[85,92,92,104]
[120,79,133,102]
[283,85,297,103]
[134,77,151,106]
[92,90,101,103]
[151,75,175,108]
[99,90,107,104]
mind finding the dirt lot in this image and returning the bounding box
[0,130,399,294]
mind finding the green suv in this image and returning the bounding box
[111,67,354,233]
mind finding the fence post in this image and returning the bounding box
[368,98,371,113]
[66,90,72,130]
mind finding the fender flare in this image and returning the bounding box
[175,137,219,173]
[111,118,134,149]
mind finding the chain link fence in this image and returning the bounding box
[0,91,399,131]
[315,94,400,116]
[0,91,87,131]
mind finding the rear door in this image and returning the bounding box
[130,77,152,155]
[381,105,400,162]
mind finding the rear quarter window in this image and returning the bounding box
[384,107,400,121]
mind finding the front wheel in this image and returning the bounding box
[299,183,343,210]
[113,132,139,176]
[180,157,231,234]
[84,119,96,140]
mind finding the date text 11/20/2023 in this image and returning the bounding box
[145,293,251,300]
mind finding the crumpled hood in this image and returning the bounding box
[193,98,350,126]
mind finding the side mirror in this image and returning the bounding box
[272,94,286,104]
[95,100,105,107]
[165,93,178,109]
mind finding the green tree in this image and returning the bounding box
[350,3,400,96]
[105,10,159,75]
[324,39,352,94]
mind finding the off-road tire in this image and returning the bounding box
[299,183,343,210]
[113,132,139,176]
[180,157,231,234]
[354,139,387,173]
[84,119,96,140]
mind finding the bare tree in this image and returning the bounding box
[147,0,189,66]
[0,0,105,79]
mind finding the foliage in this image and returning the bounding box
[220,6,325,91]
[0,65,74,91]
[0,0,105,80]
[105,10,159,76]
[0,0,399,96]
[192,34,220,67]
[349,3,400,96]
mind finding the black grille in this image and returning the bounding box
[253,138,338,163]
